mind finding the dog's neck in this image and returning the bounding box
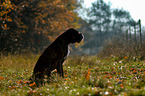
[54,36,70,45]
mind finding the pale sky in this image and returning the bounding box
[84,0,145,26]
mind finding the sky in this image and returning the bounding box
[84,0,145,26]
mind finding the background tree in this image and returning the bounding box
[88,0,111,34]
[82,0,111,54]
[112,8,135,35]
[82,0,136,55]
[0,0,82,54]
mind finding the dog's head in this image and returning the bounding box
[63,28,84,44]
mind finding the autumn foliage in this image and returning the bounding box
[0,0,81,53]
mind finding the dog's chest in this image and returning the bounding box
[65,47,70,58]
[55,45,68,59]
[62,46,69,58]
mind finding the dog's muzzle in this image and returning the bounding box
[77,33,84,43]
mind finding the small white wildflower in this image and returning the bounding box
[77,92,79,95]
[65,87,68,89]
[73,89,76,91]
[113,62,117,65]
[105,91,109,95]
[119,61,122,64]
[108,86,113,89]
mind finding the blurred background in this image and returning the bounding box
[1,0,145,59]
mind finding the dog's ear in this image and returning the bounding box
[65,28,79,35]
[56,28,83,44]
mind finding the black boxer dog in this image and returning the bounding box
[30,28,84,86]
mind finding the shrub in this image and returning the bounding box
[98,36,145,60]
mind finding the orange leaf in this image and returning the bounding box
[29,82,36,87]
[116,78,119,81]
[124,56,128,59]
[8,86,18,89]
[0,76,4,80]
[120,84,124,88]
[64,75,67,77]
[23,81,28,84]
[111,68,114,70]
[133,70,137,74]
[130,68,135,71]
[64,78,68,81]
[85,69,91,80]
[4,24,7,27]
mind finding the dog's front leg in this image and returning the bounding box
[57,59,65,77]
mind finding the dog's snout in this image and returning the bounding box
[80,33,84,40]
[76,33,84,43]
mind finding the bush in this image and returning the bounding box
[98,36,145,60]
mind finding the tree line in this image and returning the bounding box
[1,0,144,55]
[81,0,142,55]
[0,0,82,54]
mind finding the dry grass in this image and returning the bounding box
[0,54,145,95]
[98,37,145,60]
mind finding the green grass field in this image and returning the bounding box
[0,54,145,96]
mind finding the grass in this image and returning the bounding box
[0,54,145,96]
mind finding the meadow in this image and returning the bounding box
[0,54,145,96]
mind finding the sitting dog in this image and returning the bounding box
[30,28,84,86]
